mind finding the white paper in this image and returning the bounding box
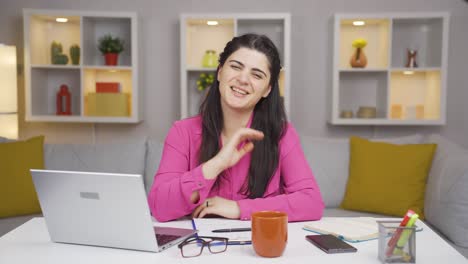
[193,218,251,241]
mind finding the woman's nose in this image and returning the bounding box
[237,69,249,84]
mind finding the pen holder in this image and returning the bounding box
[377,221,416,263]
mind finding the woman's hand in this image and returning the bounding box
[202,128,264,180]
[216,128,264,170]
[192,196,241,219]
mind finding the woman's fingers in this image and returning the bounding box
[192,202,206,218]
[198,207,212,219]
[238,141,254,156]
[236,128,264,143]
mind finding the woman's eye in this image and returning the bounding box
[231,65,241,70]
[253,74,262,79]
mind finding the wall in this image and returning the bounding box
[0,0,467,147]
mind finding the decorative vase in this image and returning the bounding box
[70,44,80,65]
[202,50,218,68]
[350,48,367,68]
[105,53,118,66]
[56,84,72,115]
[406,49,418,68]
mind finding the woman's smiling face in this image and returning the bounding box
[217,47,272,113]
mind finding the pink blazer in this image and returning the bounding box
[148,115,324,222]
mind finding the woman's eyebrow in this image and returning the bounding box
[228,60,268,78]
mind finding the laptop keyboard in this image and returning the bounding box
[156,233,181,245]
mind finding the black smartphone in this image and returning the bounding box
[306,234,357,254]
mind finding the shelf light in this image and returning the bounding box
[403,71,415,75]
[352,20,365,26]
[207,20,219,26]
[56,17,68,23]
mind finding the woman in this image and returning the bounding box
[148,34,324,222]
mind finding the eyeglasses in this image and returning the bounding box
[178,236,229,258]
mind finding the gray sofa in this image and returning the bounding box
[1,134,467,258]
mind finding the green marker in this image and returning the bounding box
[393,213,419,255]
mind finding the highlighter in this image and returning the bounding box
[393,213,419,255]
[385,209,415,257]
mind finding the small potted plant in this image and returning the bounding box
[98,34,124,66]
[196,73,215,92]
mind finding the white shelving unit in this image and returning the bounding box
[330,13,449,125]
[180,13,291,119]
[23,9,141,123]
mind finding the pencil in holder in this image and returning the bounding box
[377,221,416,263]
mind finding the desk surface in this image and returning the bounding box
[0,217,466,264]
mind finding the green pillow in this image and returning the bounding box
[0,136,45,218]
[341,136,437,219]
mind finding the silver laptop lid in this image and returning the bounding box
[31,169,160,252]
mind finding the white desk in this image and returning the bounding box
[0,217,466,264]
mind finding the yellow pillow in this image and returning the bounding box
[340,136,437,219]
[0,136,45,218]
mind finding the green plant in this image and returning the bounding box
[69,44,80,65]
[196,73,215,91]
[50,41,68,65]
[98,34,124,55]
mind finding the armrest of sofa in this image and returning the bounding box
[424,150,468,248]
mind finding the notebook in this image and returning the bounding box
[303,217,423,243]
[303,217,381,243]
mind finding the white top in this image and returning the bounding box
[0,217,466,263]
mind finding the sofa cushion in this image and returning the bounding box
[300,134,424,208]
[422,134,468,248]
[341,136,436,219]
[44,140,146,177]
[144,140,164,194]
[0,136,44,218]
[423,134,468,222]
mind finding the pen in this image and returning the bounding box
[212,228,252,233]
[228,240,252,245]
[191,218,199,237]
[210,240,252,246]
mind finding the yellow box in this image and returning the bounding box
[86,93,130,117]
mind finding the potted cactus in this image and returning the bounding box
[70,44,80,65]
[51,41,69,65]
[98,34,124,66]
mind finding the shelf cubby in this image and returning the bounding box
[389,70,441,120]
[82,17,132,67]
[339,18,390,69]
[30,68,81,116]
[185,18,234,68]
[391,18,443,68]
[338,71,388,119]
[237,19,285,63]
[28,14,81,65]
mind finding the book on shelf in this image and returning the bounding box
[96,82,121,93]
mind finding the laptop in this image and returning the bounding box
[30,169,197,252]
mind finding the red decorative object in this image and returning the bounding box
[56,84,72,115]
[104,53,118,66]
[96,82,121,93]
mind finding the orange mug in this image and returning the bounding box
[251,211,288,257]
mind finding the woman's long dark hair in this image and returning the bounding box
[198,34,287,198]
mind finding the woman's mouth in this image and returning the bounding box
[230,86,249,96]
